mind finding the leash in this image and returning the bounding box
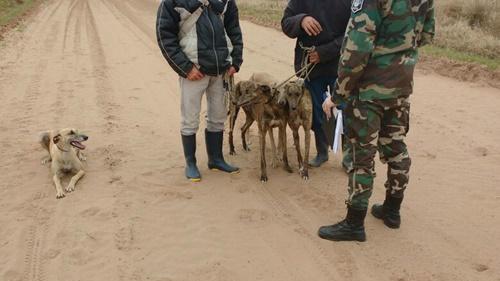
[223,73,235,111]
[275,42,317,89]
[298,42,317,81]
[275,62,314,89]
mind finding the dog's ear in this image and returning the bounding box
[258,84,271,96]
[53,134,61,144]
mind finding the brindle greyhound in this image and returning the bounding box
[280,80,313,180]
[235,80,293,182]
[228,75,282,168]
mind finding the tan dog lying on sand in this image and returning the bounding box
[39,128,88,199]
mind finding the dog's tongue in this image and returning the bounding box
[71,141,86,150]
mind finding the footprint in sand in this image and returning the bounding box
[65,248,90,266]
[44,248,61,260]
[161,190,194,200]
[114,225,134,251]
[80,207,100,217]
[474,146,488,157]
[237,209,269,224]
[473,263,489,272]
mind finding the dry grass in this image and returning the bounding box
[238,0,286,29]
[238,0,500,68]
[436,0,499,59]
[0,0,37,27]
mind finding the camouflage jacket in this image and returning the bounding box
[332,0,435,103]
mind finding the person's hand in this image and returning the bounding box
[301,16,322,36]
[309,51,320,64]
[227,66,237,76]
[322,97,336,120]
[187,65,204,81]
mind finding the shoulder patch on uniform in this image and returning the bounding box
[351,0,364,13]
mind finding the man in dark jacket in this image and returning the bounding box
[281,0,352,169]
[156,0,243,182]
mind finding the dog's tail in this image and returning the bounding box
[39,131,51,152]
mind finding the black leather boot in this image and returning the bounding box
[309,129,329,168]
[371,191,403,229]
[181,134,201,182]
[205,130,240,173]
[318,207,367,242]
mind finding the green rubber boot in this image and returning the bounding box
[181,134,201,182]
[205,130,240,174]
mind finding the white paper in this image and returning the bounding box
[333,110,343,154]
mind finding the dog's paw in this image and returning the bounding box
[260,175,268,183]
[77,152,87,162]
[299,167,309,180]
[41,157,52,165]
[229,150,236,156]
[65,185,75,193]
[56,192,66,199]
[243,146,251,152]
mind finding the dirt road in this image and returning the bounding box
[0,1,499,280]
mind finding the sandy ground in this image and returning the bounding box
[0,0,499,280]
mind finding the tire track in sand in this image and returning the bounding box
[19,2,64,279]
[22,192,52,281]
[83,0,121,135]
[252,184,361,280]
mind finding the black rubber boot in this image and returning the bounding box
[371,191,403,229]
[309,129,329,168]
[205,130,240,174]
[318,207,367,242]
[181,134,201,182]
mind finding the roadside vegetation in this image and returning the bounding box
[238,0,500,70]
[0,0,37,36]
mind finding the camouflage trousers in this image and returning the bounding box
[344,97,411,210]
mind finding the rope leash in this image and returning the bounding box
[275,42,317,89]
[223,73,234,111]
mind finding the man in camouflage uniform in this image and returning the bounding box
[318,0,435,242]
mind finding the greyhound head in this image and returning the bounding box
[53,128,89,151]
[281,81,304,112]
[235,81,272,107]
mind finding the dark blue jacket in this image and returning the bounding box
[281,0,351,79]
[156,0,243,78]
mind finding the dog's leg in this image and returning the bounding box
[66,170,85,193]
[229,105,240,155]
[241,115,254,152]
[303,128,311,180]
[41,156,52,165]
[280,125,293,173]
[268,128,279,168]
[259,126,268,182]
[53,173,65,199]
[276,129,283,163]
[77,150,87,162]
[292,128,304,176]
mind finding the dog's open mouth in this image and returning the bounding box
[70,141,86,150]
